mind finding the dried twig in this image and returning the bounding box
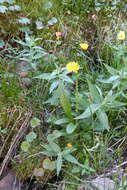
[99,161,127,178]
[0,112,32,178]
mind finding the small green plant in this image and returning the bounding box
[40,130,89,176]
[0,0,127,188]
[34,33,127,180]
[0,126,7,134]
[0,0,27,37]
[0,72,22,102]
[21,117,40,152]
[0,0,21,14]
[13,33,47,70]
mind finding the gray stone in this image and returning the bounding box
[0,171,21,190]
[91,177,116,190]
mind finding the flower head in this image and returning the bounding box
[117,31,125,40]
[80,43,89,50]
[55,32,62,40]
[66,62,80,73]
[67,143,73,148]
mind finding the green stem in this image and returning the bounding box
[75,73,79,112]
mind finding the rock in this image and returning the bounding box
[78,177,116,190]
[0,171,21,190]
[91,177,116,190]
[21,77,31,88]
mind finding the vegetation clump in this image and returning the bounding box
[0,0,127,189]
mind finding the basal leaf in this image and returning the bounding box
[21,141,30,152]
[58,85,73,122]
[30,117,40,128]
[43,158,55,171]
[47,130,63,142]
[49,80,59,93]
[88,81,102,104]
[34,73,55,80]
[26,132,37,142]
[66,123,77,134]
[105,64,118,75]
[75,104,100,120]
[55,118,69,125]
[97,110,110,130]
[64,154,82,167]
[49,142,61,153]
[56,155,62,176]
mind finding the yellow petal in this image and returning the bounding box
[79,43,89,50]
[117,31,125,40]
[66,62,80,73]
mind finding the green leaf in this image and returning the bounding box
[48,17,58,26]
[75,104,100,120]
[43,158,55,171]
[0,39,5,48]
[26,132,37,142]
[62,148,77,156]
[47,130,63,142]
[72,167,80,173]
[109,101,126,108]
[42,144,54,152]
[5,0,14,3]
[97,110,110,130]
[45,92,59,106]
[99,75,119,84]
[66,123,77,134]
[33,168,44,177]
[105,64,118,75]
[39,150,57,156]
[49,81,59,94]
[8,5,21,11]
[0,0,5,3]
[18,17,31,24]
[0,5,8,13]
[60,74,74,84]
[0,0,14,3]
[30,117,40,128]
[21,141,30,152]
[55,118,69,125]
[56,155,62,176]
[58,85,73,122]
[48,161,56,171]
[49,142,61,153]
[88,81,102,104]
[0,127,7,134]
[103,90,113,104]
[64,154,82,167]
[34,73,55,80]
[43,158,52,169]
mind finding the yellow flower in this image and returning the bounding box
[67,143,73,148]
[66,62,80,73]
[79,43,89,50]
[117,31,125,40]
